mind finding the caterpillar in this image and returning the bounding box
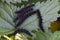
[13,4,44,37]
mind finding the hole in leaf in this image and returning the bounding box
[49,17,60,31]
[58,10,60,14]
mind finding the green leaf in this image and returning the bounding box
[18,0,60,32]
[49,31,60,40]
[0,2,16,35]
[34,31,49,40]
[18,0,60,40]
[0,0,60,40]
[0,26,14,35]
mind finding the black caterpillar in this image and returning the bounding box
[13,4,44,37]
